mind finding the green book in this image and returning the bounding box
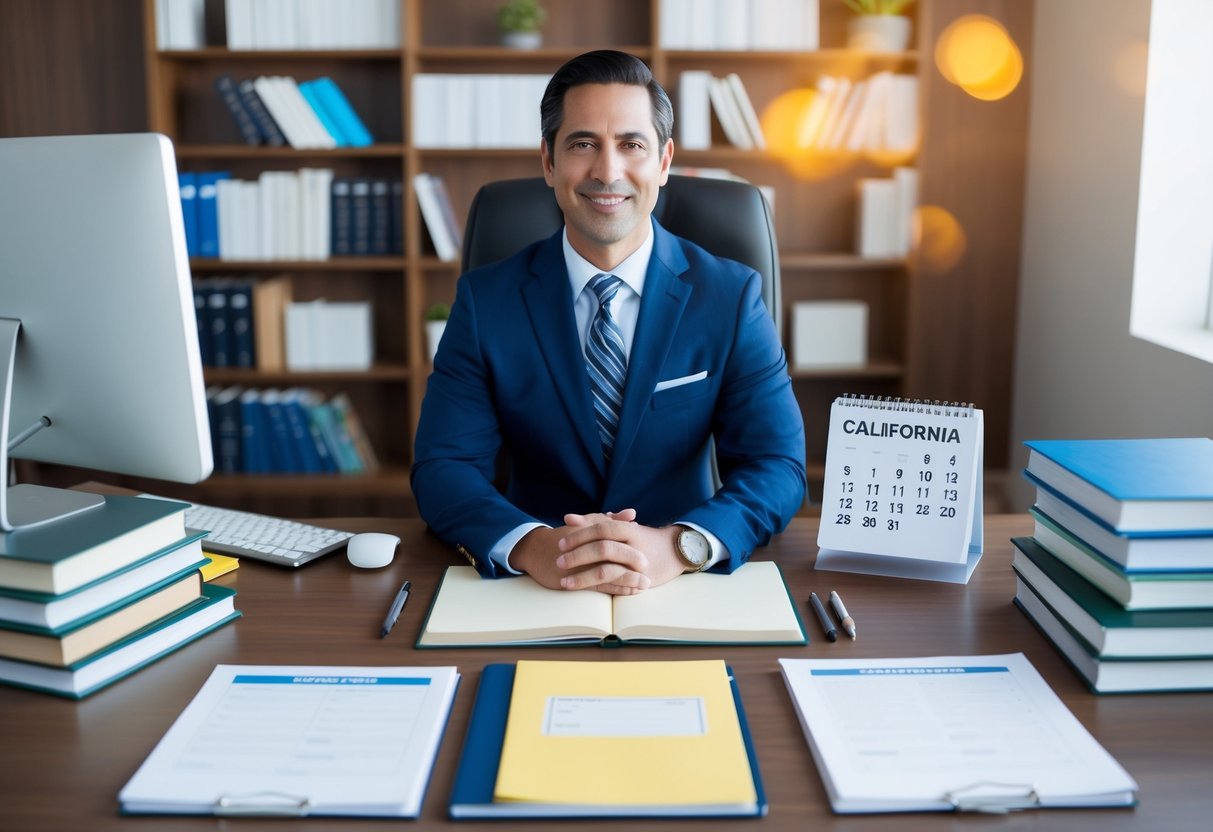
[0,584,239,699]
[1031,508,1213,610]
[0,495,189,595]
[1011,536,1213,658]
[1014,578,1213,693]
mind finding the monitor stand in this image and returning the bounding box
[0,318,104,531]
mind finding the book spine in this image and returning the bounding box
[194,170,228,258]
[330,177,353,256]
[369,178,391,255]
[177,172,199,256]
[349,177,372,256]
[213,73,263,145]
[226,279,255,368]
[237,78,287,146]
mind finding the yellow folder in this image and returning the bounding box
[494,660,756,807]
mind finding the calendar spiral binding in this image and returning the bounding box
[837,394,976,417]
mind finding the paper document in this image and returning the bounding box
[119,665,459,817]
[779,654,1137,813]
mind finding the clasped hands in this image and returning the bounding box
[511,509,686,595]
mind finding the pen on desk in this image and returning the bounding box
[829,590,856,640]
[380,580,411,639]
[809,592,838,642]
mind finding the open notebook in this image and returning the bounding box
[417,561,805,647]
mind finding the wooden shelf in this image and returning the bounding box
[203,364,412,384]
[156,47,402,61]
[417,46,652,62]
[175,144,406,159]
[661,48,919,64]
[196,467,411,497]
[191,257,406,272]
[781,253,907,270]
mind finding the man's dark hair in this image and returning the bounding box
[540,50,674,152]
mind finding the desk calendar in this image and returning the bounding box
[816,396,984,584]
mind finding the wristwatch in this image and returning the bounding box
[673,525,711,572]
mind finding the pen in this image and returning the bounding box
[809,592,837,642]
[829,590,856,640]
[380,580,411,638]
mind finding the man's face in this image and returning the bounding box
[541,83,673,270]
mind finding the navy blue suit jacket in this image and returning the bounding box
[411,219,806,577]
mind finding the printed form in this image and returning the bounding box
[119,665,459,817]
[779,654,1137,812]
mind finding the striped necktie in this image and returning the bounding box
[585,273,627,462]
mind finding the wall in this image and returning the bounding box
[1008,0,1213,510]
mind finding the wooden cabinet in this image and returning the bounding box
[132,0,1029,516]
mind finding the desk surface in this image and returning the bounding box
[2,515,1210,831]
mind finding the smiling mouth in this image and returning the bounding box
[583,194,629,207]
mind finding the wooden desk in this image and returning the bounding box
[2,516,1210,830]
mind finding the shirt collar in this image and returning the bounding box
[563,218,654,300]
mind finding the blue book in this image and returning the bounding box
[1024,438,1213,533]
[449,663,766,818]
[330,177,353,256]
[259,390,302,473]
[197,280,230,367]
[239,389,273,474]
[193,285,211,365]
[308,399,363,473]
[225,279,255,368]
[194,171,230,258]
[213,74,263,146]
[296,79,346,146]
[211,385,243,474]
[294,392,340,474]
[279,390,325,474]
[177,172,198,256]
[369,178,391,255]
[349,177,373,256]
[307,76,373,147]
[236,78,287,146]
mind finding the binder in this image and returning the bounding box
[449,662,767,819]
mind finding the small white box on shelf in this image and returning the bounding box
[792,301,868,370]
[285,300,373,371]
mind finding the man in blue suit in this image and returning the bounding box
[412,51,805,595]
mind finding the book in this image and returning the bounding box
[707,74,752,150]
[225,278,255,368]
[1014,576,1213,693]
[0,495,190,595]
[449,660,766,818]
[724,72,766,150]
[0,584,238,699]
[1011,536,1213,658]
[1024,438,1213,533]
[1031,507,1213,610]
[177,172,198,256]
[0,534,205,630]
[779,654,1137,811]
[119,664,459,817]
[413,172,459,261]
[1027,477,1213,570]
[194,171,228,258]
[236,78,287,146]
[252,274,291,371]
[198,552,239,581]
[417,561,805,648]
[212,73,262,146]
[677,70,713,150]
[0,572,201,666]
[303,76,374,147]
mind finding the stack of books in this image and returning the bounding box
[1013,438,1213,693]
[0,495,240,699]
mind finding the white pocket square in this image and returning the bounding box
[654,370,708,392]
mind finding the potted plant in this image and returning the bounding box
[497,0,546,50]
[842,0,914,53]
[425,303,450,363]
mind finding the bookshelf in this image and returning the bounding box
[130,0,1029,516]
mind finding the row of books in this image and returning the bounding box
[194,276,287,370]
[155,0,402,50]
[659,0,820,51]
[207,386,380,476]
[1013,437,1213,693]
[181,170,405,260]
[0,494,240,698]
[798,72,919,155]
[856,167,917,258]
[411,74,550,149]
[215,74,373,149]
[678,71,766,151]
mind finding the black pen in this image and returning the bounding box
[380,580,411,638]
[829,590,856,640]
[809,591,837,642]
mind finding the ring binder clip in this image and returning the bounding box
[214,791,313,817]
[943,781,1041,814]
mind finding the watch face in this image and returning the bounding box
[678,528,710,566]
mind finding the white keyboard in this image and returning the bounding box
[184,503,355,567]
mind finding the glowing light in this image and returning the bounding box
[935,15,1023,102]
[760,87,855,180]
[914,206,966,272]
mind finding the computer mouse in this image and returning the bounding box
[346,532,400,568]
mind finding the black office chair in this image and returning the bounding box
[460,174,782,337]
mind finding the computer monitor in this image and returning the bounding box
[0,133,213,531]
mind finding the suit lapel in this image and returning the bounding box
[610,223,690,475]
[521,231,605,475]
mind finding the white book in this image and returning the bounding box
[659,0,692,48]
[277,76,338,149]
[845,71,890,152]
[251,76,305,148]
[796,75,838,149]
[414,173,458,262]
[884,74,920,154]
[163,0,205,49]
[715,0,750,50]
[411,75,444,149]
[823,79,867,151]
[812,77,851,150]
[119,665,459,817]
[284,302,317,369]
[215,178,238,260]
[855,178,899,257]
[892,166,918,255]
[677,71,714,150]
[791,301,868,369]
[224,0,254,48]
[708,76,752,150]
[799,0,820,50]
[779,654,1137,812]
[725,73,766,150]
[316,301,373,370]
